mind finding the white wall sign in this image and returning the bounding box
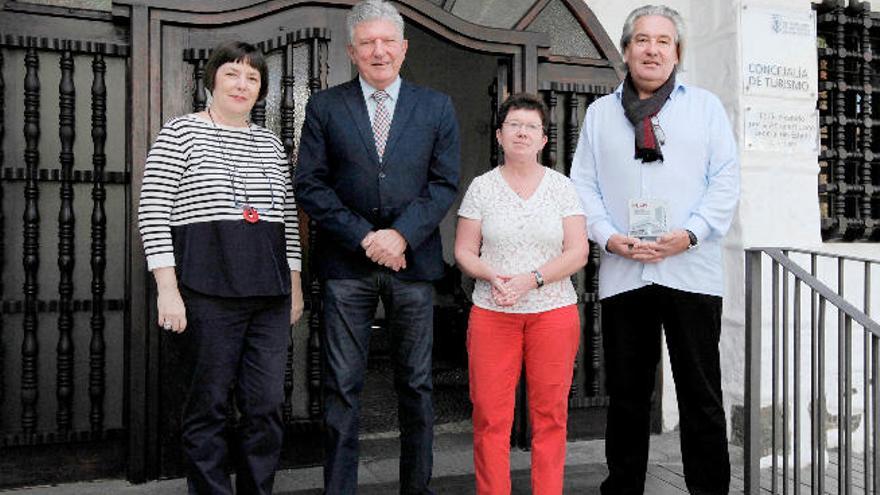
[744,105,818,153]
[741,4,817,99]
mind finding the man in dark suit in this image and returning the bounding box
[294,1,460,493]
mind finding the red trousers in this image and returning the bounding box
[467,304,580,495]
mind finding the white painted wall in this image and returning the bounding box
[584,0,879,450]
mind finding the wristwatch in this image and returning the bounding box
[531,270,545,288]
[685,229,699,250]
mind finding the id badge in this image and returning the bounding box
[628,198,668,240]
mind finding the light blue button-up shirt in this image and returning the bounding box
[359,76,401,125]
[570,81,739,299]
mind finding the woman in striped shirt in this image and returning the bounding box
[138,40,302,495]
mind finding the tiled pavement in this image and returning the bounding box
[2,425,744,494]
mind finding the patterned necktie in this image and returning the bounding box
[372,90,391,160]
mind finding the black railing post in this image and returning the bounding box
[810,254,819,493]
[838,258,847,493]
[745,249,763,494]
[818,296,827,495]
[782,259,789,493]
[793,278,801,495]
[771,259,779,493]
[867,260,878,494]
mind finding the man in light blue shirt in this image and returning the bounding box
[570,5,739,495]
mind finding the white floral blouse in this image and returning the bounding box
[458,166,585,314]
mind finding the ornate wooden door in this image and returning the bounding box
[0,2,132,487]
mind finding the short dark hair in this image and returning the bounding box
[204,41,269,101]
[497,93,549,134]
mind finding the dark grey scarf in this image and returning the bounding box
[622,68,676,163]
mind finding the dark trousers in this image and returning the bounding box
[322,273,435,495]
[600,285,730,495]
[180,288,290,495]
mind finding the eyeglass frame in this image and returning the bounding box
[501,121,545,134]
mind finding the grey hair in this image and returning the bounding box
[620,5,685,60]
[347,0,405,44]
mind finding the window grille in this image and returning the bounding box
[816,0,880,241]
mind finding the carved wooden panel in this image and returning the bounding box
[1,31,128,451]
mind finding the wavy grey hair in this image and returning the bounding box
[620,5,685,60]
[347,0,405,44]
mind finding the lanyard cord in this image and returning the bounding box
[207,107,276,212]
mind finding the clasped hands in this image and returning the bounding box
[490,273,536,307]
[607,229,691,263]
[362,229,407,271]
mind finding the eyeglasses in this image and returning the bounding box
[502,121,544,134]
[650,115,666,145]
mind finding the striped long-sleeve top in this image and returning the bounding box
[138,114,301,298]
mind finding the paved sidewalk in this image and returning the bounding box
[1,424,741,494]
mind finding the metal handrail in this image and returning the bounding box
[762,249,879,335]
[758,246,880,266]
[744,248,879,494]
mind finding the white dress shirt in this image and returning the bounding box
[570,81,740,299]
[359,76,401,125]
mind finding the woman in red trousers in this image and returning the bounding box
[454,92,588,494]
